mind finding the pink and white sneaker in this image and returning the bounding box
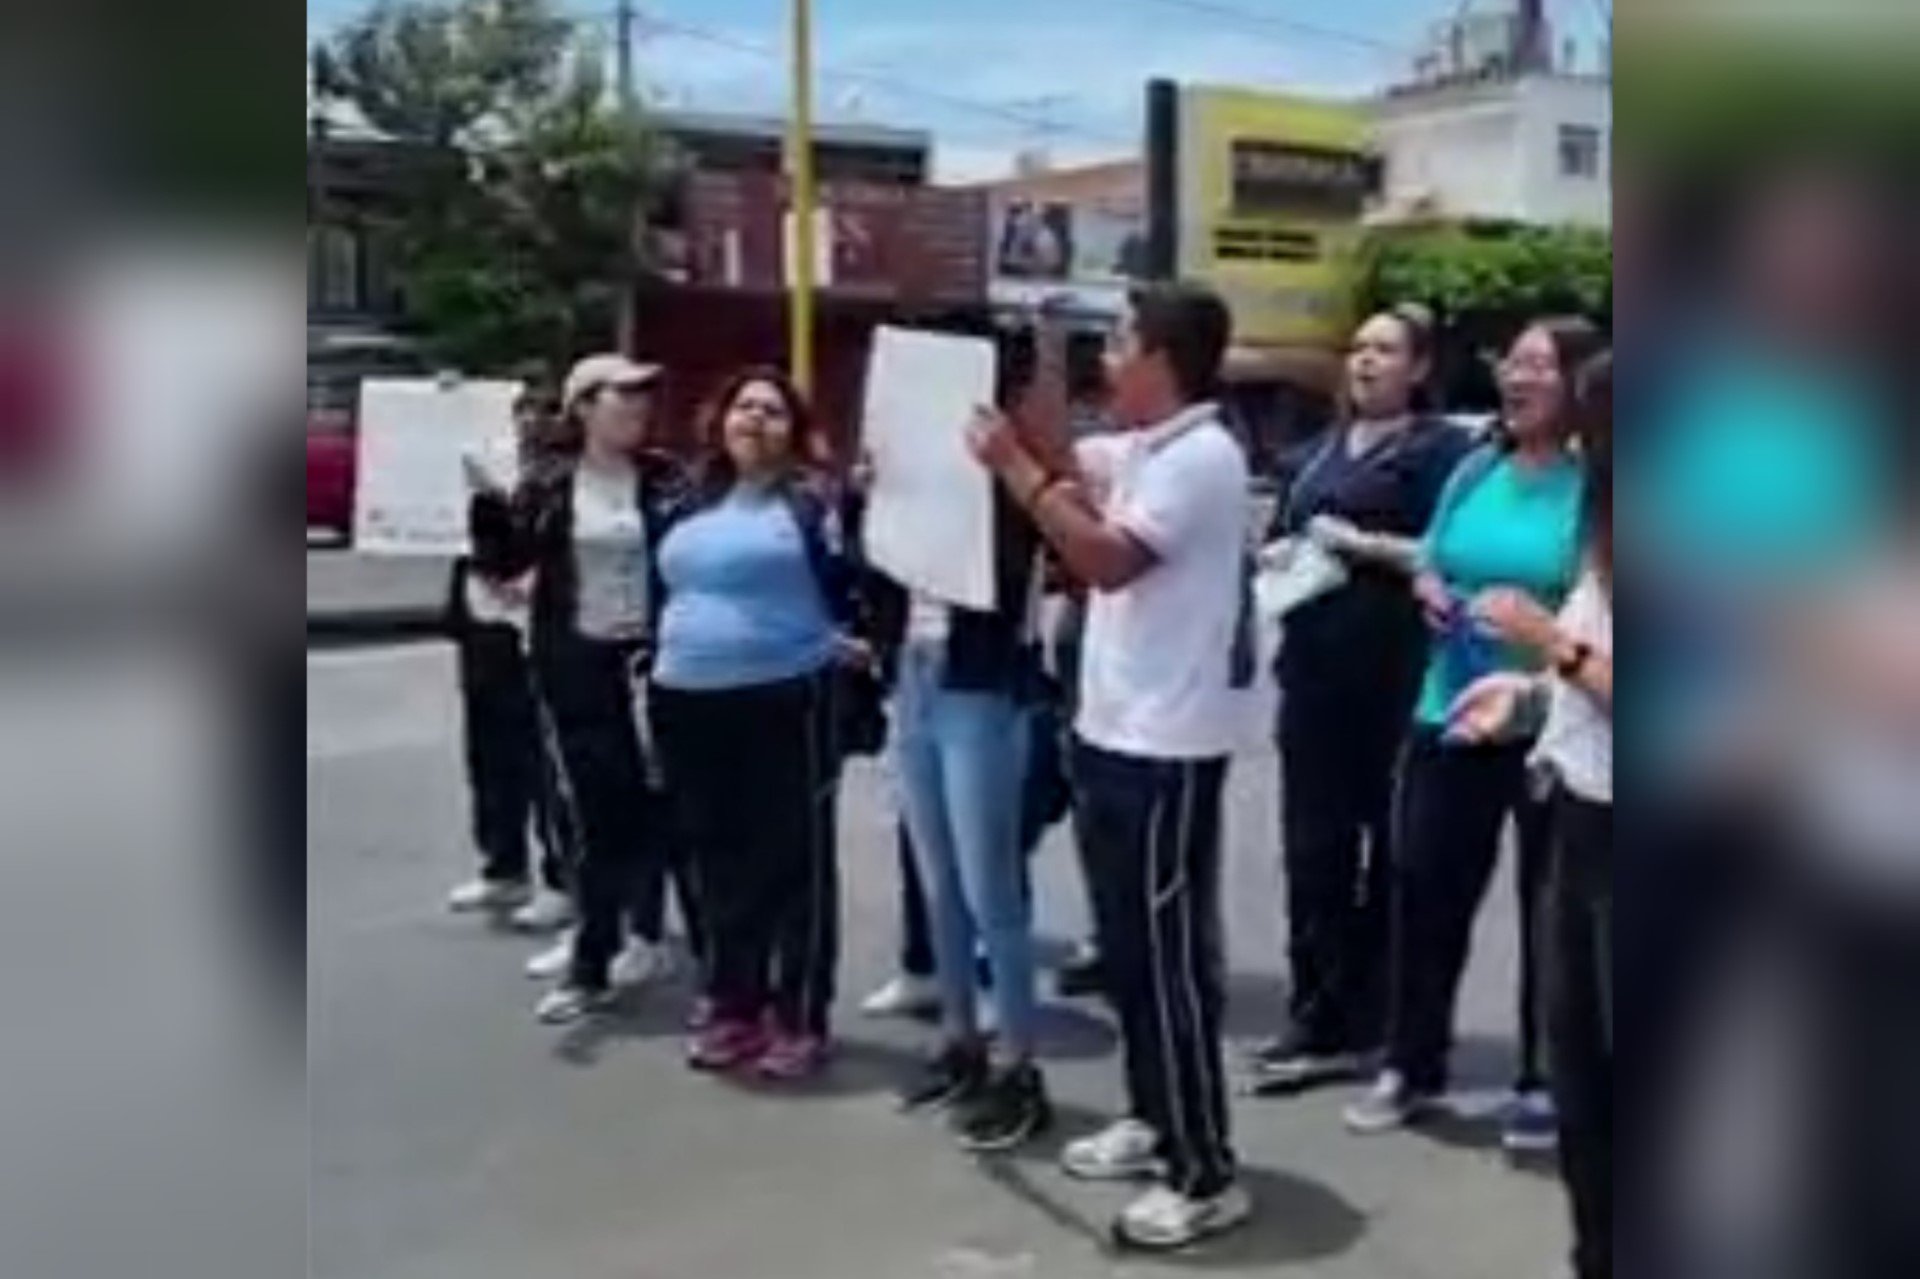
[686,1019,765,1072]
[756,1031,830,1082]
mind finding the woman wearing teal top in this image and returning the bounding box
[1345,317,1601,1143]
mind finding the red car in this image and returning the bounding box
[306,331,429,545]
[0,315,69,490]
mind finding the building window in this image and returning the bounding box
[309,224,362,313]
[1558,124,1602,180]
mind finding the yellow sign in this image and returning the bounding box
[1176,86,1372,348]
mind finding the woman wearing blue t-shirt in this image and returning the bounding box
[1345,317,1602,1143]
[649,369,863,1083]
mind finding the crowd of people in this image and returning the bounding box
[437,281,1613,1268]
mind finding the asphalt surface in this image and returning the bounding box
[309,640,1566,1279]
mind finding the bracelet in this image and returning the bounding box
[1555,640,1593,680]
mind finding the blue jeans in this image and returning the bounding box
[891,641,1037,1057]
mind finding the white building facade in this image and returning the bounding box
[1368,72,1611,229]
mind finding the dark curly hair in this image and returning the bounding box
[688,366,829,505]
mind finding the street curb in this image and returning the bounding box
[306,612,449,649]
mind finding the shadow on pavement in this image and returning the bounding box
[1033,1002,1120,1062]
[548,980,704,1067]
[971,1101,1369,1270]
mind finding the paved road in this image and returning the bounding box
[309,642,1565,1279]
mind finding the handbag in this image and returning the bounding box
[830,662,889,759]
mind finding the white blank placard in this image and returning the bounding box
[860,327,999,610]
[353,378,521,556]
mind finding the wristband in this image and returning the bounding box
[1555,640,1593,680]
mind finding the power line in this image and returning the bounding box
[623,11,1140,147]
[1125,0,1418,57]
[583,2,1420,148]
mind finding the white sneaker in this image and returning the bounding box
[1061,1118,1165,1182]
[524,932,575,981]
[1115,1183,1253,1251]
[447,877,532,913]
[534,984,614,1026]
[859,973,941,1019]
[508,889,574,934]
[609,937,666,989]
[1342,1069,1443,1135]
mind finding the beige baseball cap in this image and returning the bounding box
[561,354,663,411]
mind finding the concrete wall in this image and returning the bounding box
[1376,90,1526,223]
[1512,76,1611,228]
[1371,74,1610,228]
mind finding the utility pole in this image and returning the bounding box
[614,0,639,353]
[615,0,637,117]
[787,0,818,396]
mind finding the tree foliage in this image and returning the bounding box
[1361,223,1612,322]
[313,0,676,373]
[1359,222,1612,407]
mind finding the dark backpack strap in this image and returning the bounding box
[784,482,856,628]
[1229,549,1257,690]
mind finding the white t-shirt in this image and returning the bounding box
[1074,404,1254,760]
[906,592,951,643]
[1534,569,1613,803]
[571,460,650,641]
[1785,560,1920,891]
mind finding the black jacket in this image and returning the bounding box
[862,485,1044,698]
[1265,415,1472,703]
[468,450,688,663]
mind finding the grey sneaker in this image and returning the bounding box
[1342,1070,1443,1135]
[1245,1030,1370,1097]
[508,888,574,933]
[447,877,532,913]
[1061,1118,1164,1181]
[534,984,615,1026]
[1114,1183,1253,1251]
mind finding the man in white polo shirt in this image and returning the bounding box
[969,282,1254,1250]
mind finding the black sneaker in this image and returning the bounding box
[1244,1029,1370,1097]
[897,1041,989,1112]
[954,1062,1052,1153]
[1055,947,1104,998]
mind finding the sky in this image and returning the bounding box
[307,0,1608,181]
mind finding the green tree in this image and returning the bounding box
[313,0,676,372]
[1362,223,1611,320]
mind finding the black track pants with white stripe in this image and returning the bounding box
[653,671,841,1037]
[1075,740,1236,1198]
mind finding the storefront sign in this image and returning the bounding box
[1148,83,1377,348]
